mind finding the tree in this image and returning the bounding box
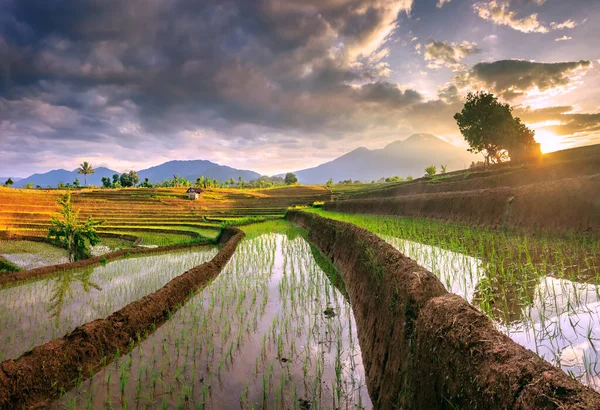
[77,161,95,186]
[112,174,120,187]
[120,171,139,187]
[406,175,413,181]
[73,178,80,188]
[101,177,112,188]
[326,178,334,188]
[454,91,539,166]
[47,191,103,262]
[26,183,33,189]
[508,117,542,164]
[139,177,153,188]
[4,178,14,187]
[424,165,437,177]
[285,172,298,185]
[440,164,447,174]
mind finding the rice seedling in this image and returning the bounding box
[306,208,600,390]
[51,221,371,409]
[0,247,218,361]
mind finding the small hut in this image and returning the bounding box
[186,187,203,200]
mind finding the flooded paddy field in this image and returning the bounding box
[0,237,135,271]
[0,247,218,361]
[0,240,70,270]
[52,222,371,409]
[308,209,600,391]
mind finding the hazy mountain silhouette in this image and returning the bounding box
[137,160,260,183]
[15,167,118,188]
[15,161,261,187]
[288,134,478,184]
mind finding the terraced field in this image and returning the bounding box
[0,186,331,242]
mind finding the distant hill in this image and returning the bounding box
[0,177,22,184]
[137,160,260,183]
[16,167,118,188]
[14,160,261,187]
[287,134,478,184]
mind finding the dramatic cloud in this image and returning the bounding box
[516,106,600,147]
[455,59,592,100]
[473,1,548,33]
[0,0,423,174]
[424,41,481,70]
[0,0,598,176]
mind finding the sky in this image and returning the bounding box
[0,0,599,177]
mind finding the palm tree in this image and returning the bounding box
[77,162,95,186]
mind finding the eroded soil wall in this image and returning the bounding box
[0,227,244,409]
[325,175,600,234]
[287,210,600,409]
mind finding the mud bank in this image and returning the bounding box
[0,227,244,409]
[350,155,600,200]
[325,174,600,234]
[0,236,217,287]
[286,210,600,409]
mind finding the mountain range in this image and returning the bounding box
[12,134,476,187]
[287,133,477,183]
[14,161,261,188]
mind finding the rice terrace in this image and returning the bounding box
[1,1,600,409]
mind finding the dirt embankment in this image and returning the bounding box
[286,210,600,409]
[349,154,600,200]
[324,174,600,235]
[0,227,244,409]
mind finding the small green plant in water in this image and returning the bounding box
[47,190,103,262]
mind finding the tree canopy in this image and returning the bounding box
[284,172,298,185]
[119,171,140,187]
[454,91,540,165]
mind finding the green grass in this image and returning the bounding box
[102,231,198,247]
[305,208,599,317]
[0,257,21,273]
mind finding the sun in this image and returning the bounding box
[533,129,567,154]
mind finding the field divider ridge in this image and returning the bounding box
[0,226,244,409]
[0,231,216,287]
[286,210,600,409]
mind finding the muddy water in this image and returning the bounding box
[0,248,218,361]
[381,234,600,391]
[52,230,371,409]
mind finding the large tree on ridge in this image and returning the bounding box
[453,91,539,166]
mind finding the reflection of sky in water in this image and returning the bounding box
[380,235,481,303]
[52,232,372,409]
[2,252,69,270]
[498,277,600,389]
[379,235,600,391]
[0,248,217,361]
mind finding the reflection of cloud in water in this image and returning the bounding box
[498,277,600,390]
[378,235,600,391]
[380,235,482,302]
[2,253,69,270]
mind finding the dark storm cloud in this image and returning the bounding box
[463,59,591,99]
[0,0,415,144]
